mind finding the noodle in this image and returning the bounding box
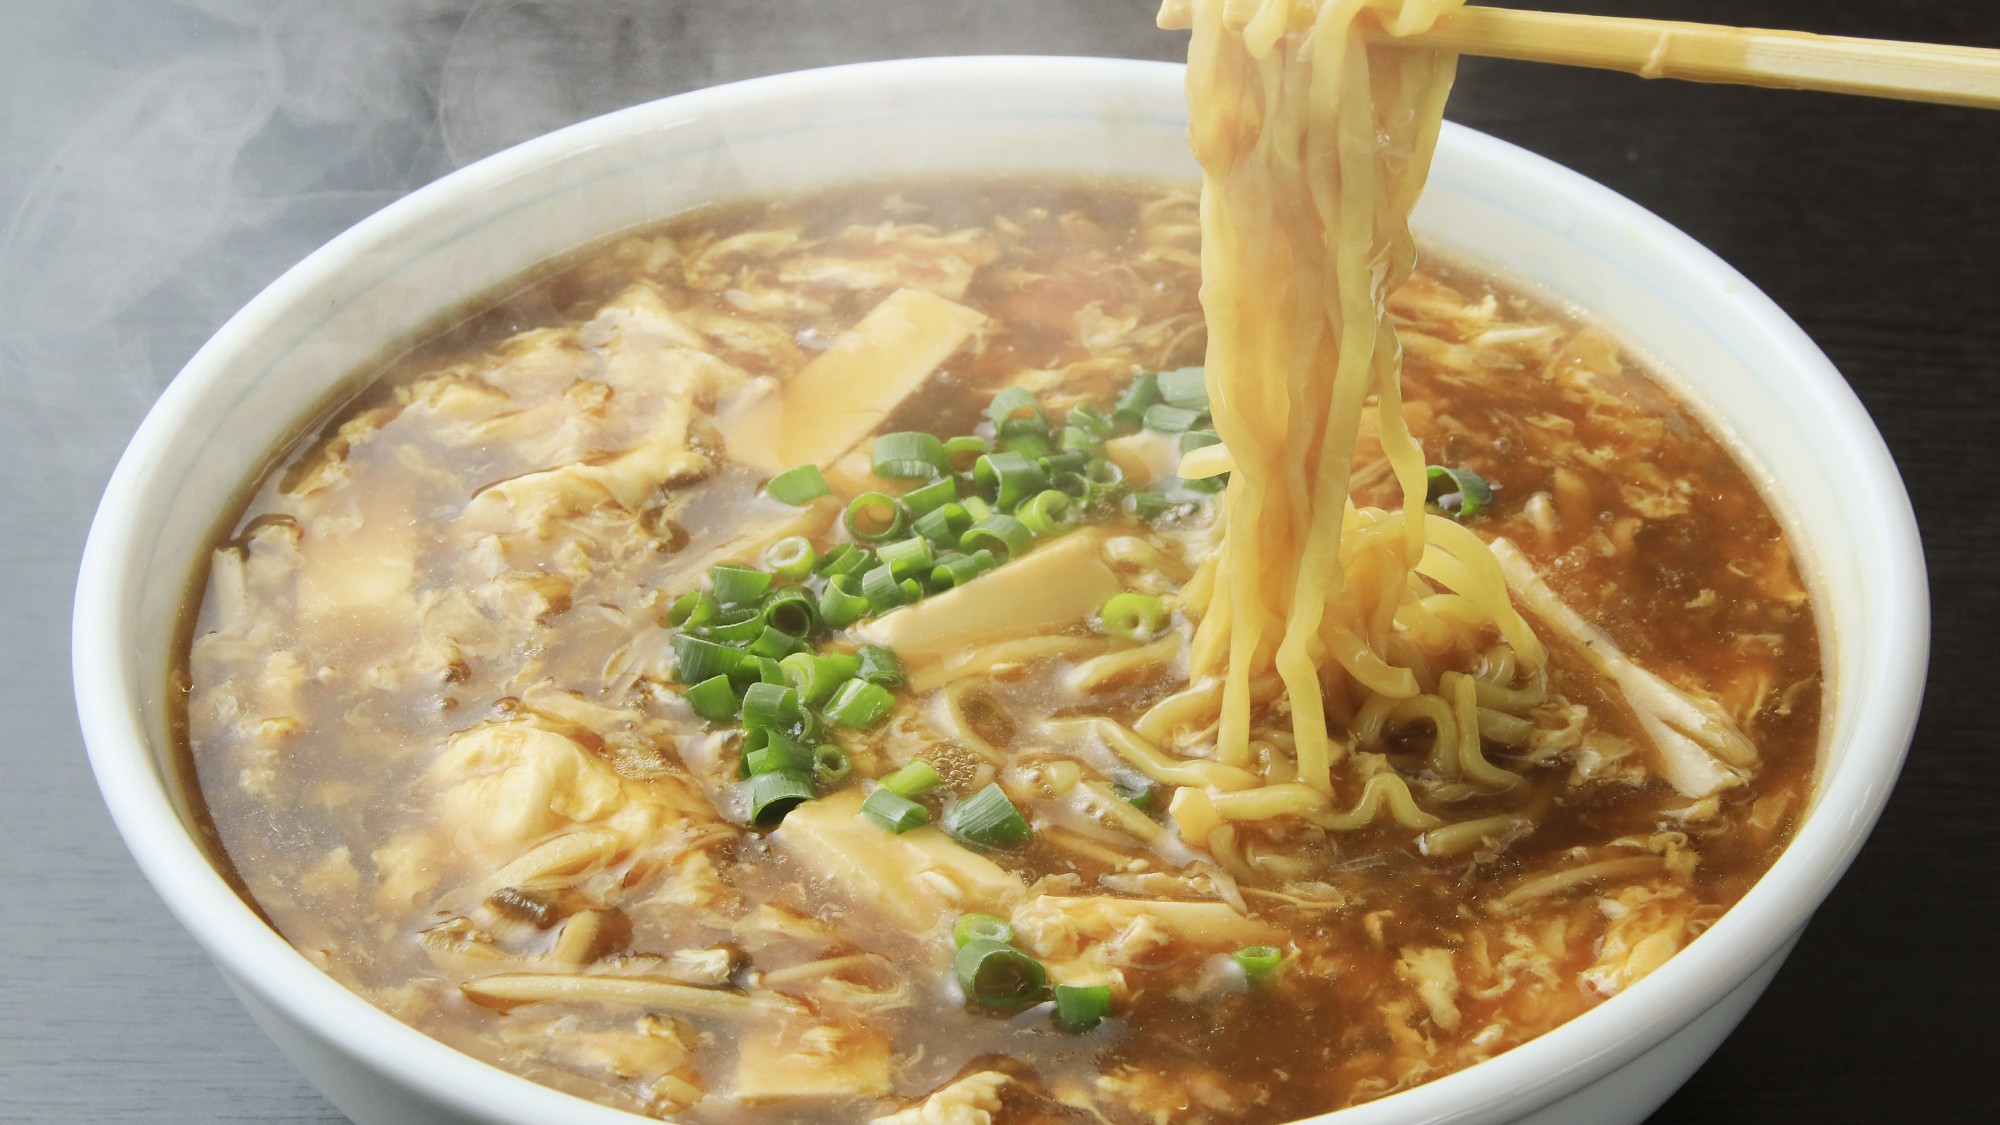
[1177,0,1544,827]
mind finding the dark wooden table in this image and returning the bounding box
[2,1,1992,1121]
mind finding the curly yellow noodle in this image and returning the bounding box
[1133,678,1225,744]
[1065,634,1184,693]
[1445,671,1520,788]
[1051,717,1262,791]
[1313,771,1443,831]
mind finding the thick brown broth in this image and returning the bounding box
[180,178,1820,1123]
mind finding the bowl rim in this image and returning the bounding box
[73,54,1929,1125]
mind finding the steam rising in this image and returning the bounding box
[0,0,1175,504]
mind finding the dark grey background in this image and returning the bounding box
[2,0,1993,1121]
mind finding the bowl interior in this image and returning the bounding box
[77,56,1925,1125]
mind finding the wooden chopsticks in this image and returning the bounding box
[1155,2,2000,111]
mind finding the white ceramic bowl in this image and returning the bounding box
[74,56,1927,1125]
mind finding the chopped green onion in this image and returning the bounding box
[764,536,817,580]
[1039,450,1087,477]
[953,912,1013,948]
[1143,403,1207,434]
[999,426,1053,460]
[900,476,959,517]
[746,770,814,828]
[860,788,929,833]
[779,652,841,706]
[855,645,905,687]
[706,609,764,643]
[711,563,773,607]
[766,464,831,506]
[814,744,853,784]
[986,387,1047,433]
[861,563,915,614]
[746,624,802,660]
[1126,491,1171,521]
[1113,372,1162,427]
[943,435,991,474]
[1100,592,1167,640]
[913,501,972,546]
[673,634,743,683]
[1053,983,1112,1031]
[872,431,949,478]
[1067,403,1114,438]
[761,587,818,637]
[1179,429,1222,455]
[1426,465,1494,521]
[745,731,813,776]
[683,675,741,723]
[668,589,718,629]
[881,760,941,799]
[930,548,998,588]
[753,655,786,685]
[953,938,1047,1008]
[845,492,909,542]
[1233,945,1284,985]
[826,679,897,729]
[819,543,868,578]
[1016,489,1073,536]
[944,783,1033,849]
[1155,366,1209,410]
[818,573,870,629]
[1061,425,1099,454]
[961,514,1033,559]
[740,682,803,733]
[877,536,935,581]
[973,452,1048,511]
[961,495,994,523]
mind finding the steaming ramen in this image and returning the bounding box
[178,176,1819,1123]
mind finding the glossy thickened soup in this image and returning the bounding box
[180,179,1820,1123]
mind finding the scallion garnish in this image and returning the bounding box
[746,624,801,660]
[1233,945,1284,985]
[1053,983,1112,1031]
[1155,366,1209,411]
[1113,372,1162,428]
[943,435,990,474]
[900,475,959,517]
[877,536,935,581]
[860,788,929,833]
[986,387,1048,433]
[913,502,972,546]
[930,547,997,589]
[764,535,817,580]
[1100,592,1167,640]
[826,679,896,729]
[760,587,818,637]
[973,451,1049,511]
[1126,491,1171,520]
[953,938,1046,1008]
[961,513,1033,559]
[706,609,764,643]
[1016,489,1073,536]
[673,634,743,683]
[872,431,950,479]
[1142,402,1207,434]
[746,770,814,827]
[813,743,853,784]
[845,492,909,542]
[861,563,915,614]
[765,463,831,506]
[1068,402,1114,438]
[854,644,905,686]
[744,732,813,776]
[952,912,1013,948]
[683,674,741,723]
[668,588,718,629]
[818,573,869,629]
[943,782,1033,849]
[818,543,867,578]
[1425,465,1493,521]
[739,681,802,733]
[881,760,941,799]
[710,563,773,607]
